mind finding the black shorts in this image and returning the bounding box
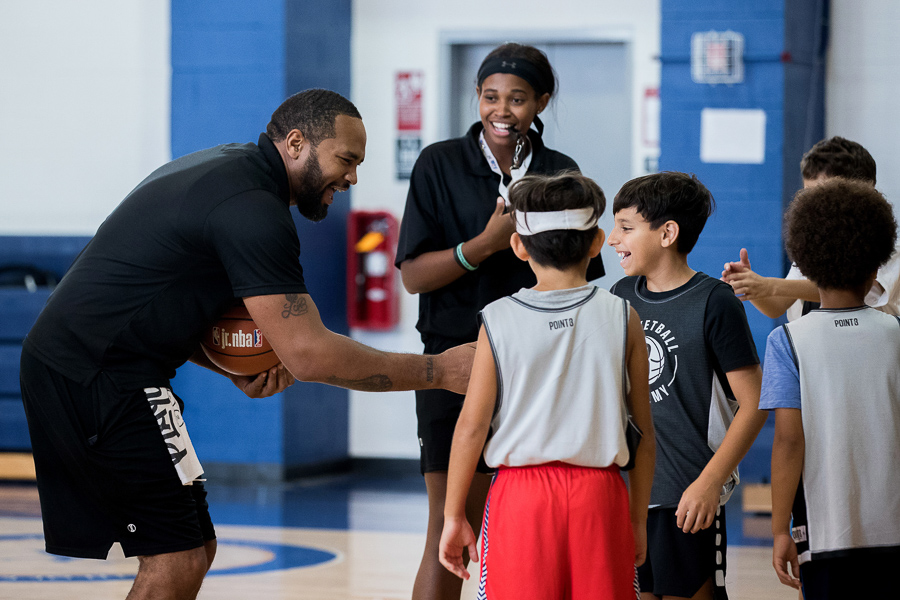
[799,549,900,599]
[638,506,728,599]
[415,388,492,474]
[19,348,215,559]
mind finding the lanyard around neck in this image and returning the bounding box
[478,130,533,206]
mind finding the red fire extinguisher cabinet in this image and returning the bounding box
[347,210,400,330]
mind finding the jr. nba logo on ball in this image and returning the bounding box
[254,330,263,348]
[212,327,220,346]
[646,336,666,385]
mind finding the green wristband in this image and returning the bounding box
[455,243,478,271]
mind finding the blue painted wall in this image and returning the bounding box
[171,0,286,158]
[659,0,825,482]
[169,0,353,480]
[281,0,353,470]
[660,1,787,356]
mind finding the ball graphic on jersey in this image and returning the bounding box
[201,303,280,376]
[646,335,666,385]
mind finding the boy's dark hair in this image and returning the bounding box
[508,171,605,270]
[785,178,896,290]
[266,89,361,145]
[800,136,876,185]
[612,172,715,254]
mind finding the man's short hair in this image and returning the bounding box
[785,178,896,290]
[800,136,876,185]
[612,172,715,254]
[508,171,605,270]
[266,89,361,145]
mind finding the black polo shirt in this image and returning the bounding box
[25,134,308,388]
[396,123,605,350]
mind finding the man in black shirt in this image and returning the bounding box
[20,89,473,600]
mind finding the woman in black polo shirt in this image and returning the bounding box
[396,43,605,598]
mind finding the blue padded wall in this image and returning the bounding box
[0,236,91,451]
[170,0,353,480]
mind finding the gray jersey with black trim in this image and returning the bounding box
[784,307,900,563]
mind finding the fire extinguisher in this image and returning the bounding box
[355,217,391,325]
[348,211,399,330]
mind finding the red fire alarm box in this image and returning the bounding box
[347,210,400,330]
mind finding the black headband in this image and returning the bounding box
[476,56,553,97]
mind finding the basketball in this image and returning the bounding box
[201,303,280,376]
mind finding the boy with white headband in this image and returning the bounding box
[439,171,655,599]
[608,172,766,600]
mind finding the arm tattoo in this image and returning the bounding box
[426,356,434,383]
[325,375,392,392]
[282,294,309,318]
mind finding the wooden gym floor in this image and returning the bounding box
[0,465,796,600]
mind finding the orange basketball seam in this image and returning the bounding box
[200,346,274,359]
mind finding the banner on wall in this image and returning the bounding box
[395,71,423,179]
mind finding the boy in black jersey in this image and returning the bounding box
[608,172,767,600]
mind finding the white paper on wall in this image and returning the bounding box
[700,108,766,164]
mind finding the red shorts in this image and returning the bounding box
[478,462,638,600]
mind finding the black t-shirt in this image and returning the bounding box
[25,134,308,388]
[622,274,760,374]
[396,122,605,351]
[611,273,759,506]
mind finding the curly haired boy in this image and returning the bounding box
[760,178,900,600]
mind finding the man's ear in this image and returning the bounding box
[284,129,306,159]
[660,220,680,249]
[510,232,530,261]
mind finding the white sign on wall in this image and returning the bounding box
[700,108,766,164]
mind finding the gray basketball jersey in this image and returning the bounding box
[480,285,631,468]
[783,307,900,563]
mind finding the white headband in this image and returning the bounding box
[514,207,598,235]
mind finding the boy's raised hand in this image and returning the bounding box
[773,532,802,589]
[438,515,479,580]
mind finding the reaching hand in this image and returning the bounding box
[436,342,477,395]
[229,364,295,398]
[773,532,801,589]
[721,248,777,300]
[439,515,479,580]
[722,267,777,301]
[676,478,720,533]
[481,197,516,254]
[721,247,752,279]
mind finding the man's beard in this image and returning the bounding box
[294,146,329,222]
